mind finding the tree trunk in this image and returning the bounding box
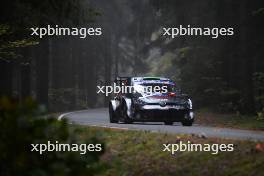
[0,60,12,97]
[36,40,49,110]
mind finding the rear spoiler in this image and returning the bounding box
[115,76,131,81]
[114,77,131,85]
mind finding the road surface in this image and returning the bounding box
[59,108,264,141]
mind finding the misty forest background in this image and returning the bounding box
[0,0,264,115]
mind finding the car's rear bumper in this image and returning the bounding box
[133,107,194,122]
[140,104,187,110]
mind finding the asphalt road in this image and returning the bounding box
[60,108,264,141]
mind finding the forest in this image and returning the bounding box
[0,0,264,116]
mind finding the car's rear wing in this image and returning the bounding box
[114,77,131,86]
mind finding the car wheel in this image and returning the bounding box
[164,121,173,125]
[121,103,133,124]
[109,103,118,123]
[181,120,193,126]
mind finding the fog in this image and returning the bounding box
[0,0,263,114]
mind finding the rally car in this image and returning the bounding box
[109,77,194,126]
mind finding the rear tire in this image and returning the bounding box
[109,103,118,123]
[121,103,133,124]
[181,113,194,126]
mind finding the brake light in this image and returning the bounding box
[168,92,176,97]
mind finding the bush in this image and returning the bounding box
[0,97,105,176]
[253,72,264,116]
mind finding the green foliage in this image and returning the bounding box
[253,72,264,118]
[218,89,241,112]
[147,1,264,114]
[252,8,264,16]
[49,88,77,112]
[2,39,39,49]
[0,25,38,60]
[0,24,11,36]
[0,0,100,61]
[49,88,89,112]
[0,97,104,176]
[1,1,100,26]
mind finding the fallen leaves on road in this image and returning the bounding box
[255,143,264,152]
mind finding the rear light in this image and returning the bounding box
[168,92,176,97]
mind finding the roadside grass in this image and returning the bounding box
[195,109,264,130]
[71,125,264,176]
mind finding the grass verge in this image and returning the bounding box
[72,125,264,176]
[195,110,264,130]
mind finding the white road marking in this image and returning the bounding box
[58,112,72,120]
[58,110,90,120]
